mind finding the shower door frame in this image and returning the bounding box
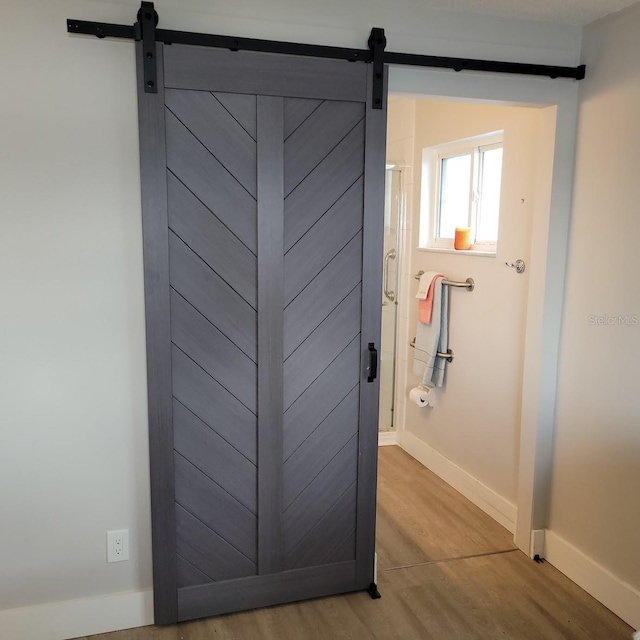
[380,167,404,434]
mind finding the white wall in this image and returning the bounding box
[547,0,640,620]
[0,0,583,636]
[0,0,151,615]
[397,100,541,509]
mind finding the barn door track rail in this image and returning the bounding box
[67,1,586,108]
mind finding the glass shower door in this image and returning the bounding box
[379,167,402,432]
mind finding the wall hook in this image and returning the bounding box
[506,259,525,274]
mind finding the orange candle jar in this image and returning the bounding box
[454,227,471,250]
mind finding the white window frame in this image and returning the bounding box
[419,130,504,253]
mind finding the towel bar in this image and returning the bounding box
[414,271,474,292]
[409,338,454,363]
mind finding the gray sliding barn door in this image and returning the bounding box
[137,42,386,624]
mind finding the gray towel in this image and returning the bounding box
[413,277,449,388]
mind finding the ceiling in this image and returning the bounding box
[414,0,639,25]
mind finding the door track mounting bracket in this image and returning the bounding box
[368,28,386,110]
[136,1,158,94]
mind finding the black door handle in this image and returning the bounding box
[367,343,378,383]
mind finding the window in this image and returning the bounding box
[419,131,504,253]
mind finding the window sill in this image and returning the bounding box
[417,246,496,258]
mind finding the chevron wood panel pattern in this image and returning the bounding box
[175,454,257,562]
[172,347,257,465]
[284,101,364,195]
[214,92,257,140]
[169,232,257,361]
[167,88,259,587]
[283,436,359,555]
[175,505,257,582]
[167,173,257,308]
[177,554,213,589]
[283,286,361,409]
[165,89,257,197]
[284,177,363,305]
[283,335,361,461]
[173,400,257,513]
[283,385,359,508]
[284,119,365,252]
[283,98,322,139]
[166,108,257,253]
[325,527,357,564]
[281,97,364,571]
[170,290,257,413]
[283,234,363,359]
[285,482,357,570]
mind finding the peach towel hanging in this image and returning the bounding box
[417,271,445,324]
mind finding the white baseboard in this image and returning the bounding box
[378,430,398,446]
[0,588,153,640]
[399,430,517,534]
[545,530,640,631]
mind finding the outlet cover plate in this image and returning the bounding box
[107,529,130,563]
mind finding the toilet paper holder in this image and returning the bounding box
[409,338,454,363]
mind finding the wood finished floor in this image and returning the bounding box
[376,445,515,570]
[79,446,632,640]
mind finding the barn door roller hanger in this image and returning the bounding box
[67,1,586,109]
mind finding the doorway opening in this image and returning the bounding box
[376,70,572,560]
[378,93,548,532]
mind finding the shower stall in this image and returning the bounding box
[379,166,404,433]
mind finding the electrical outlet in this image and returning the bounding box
[107,529,130,563]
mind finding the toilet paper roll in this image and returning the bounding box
[409,386,432,407]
